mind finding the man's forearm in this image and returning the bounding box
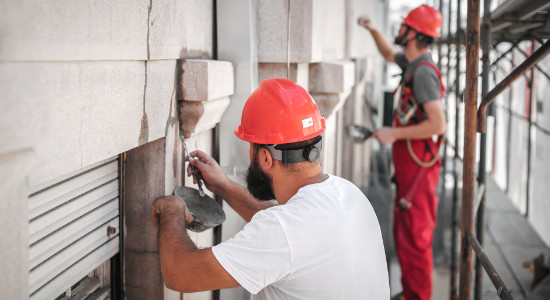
[394,101,446,140]
[218,180,277,222]
[156,204,239,292]
[157,207,198,289]
[394,118,446,140]
[368,28,395,62]
[158,209,197,264]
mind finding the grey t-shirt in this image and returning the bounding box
[395,52,443,104]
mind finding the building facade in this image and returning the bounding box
[0,0,388,299]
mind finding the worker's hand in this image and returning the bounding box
[357,16,373,31]
[151,195,193,229]
[373,127,397,145]
[187,150,231,196]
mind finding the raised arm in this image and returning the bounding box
[358,16,395,62]
[187,150,276,222]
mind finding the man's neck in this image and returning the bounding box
[272,165,328,205]
[405,43,428,63]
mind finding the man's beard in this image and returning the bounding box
[246,153,276,201]
[394,33,407,46]
[394,26,410,46]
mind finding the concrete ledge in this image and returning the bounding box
[181,59,234,101]
[309,61,355,93]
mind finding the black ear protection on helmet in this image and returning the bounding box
[265,137,323,163]
[415,32,434,45]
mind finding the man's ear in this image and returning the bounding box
[408,29,417,40]
[258,147,274,170]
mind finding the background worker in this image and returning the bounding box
[151,78,390,299]
[358,5,445,300]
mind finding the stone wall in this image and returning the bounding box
[0,1,229,299]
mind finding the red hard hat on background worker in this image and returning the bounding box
[235,78,326,145]
[402,4,442,38]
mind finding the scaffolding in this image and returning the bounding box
[440,0,550,299]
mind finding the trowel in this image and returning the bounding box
[345,124,374,143]
[175,132,226,232]
[179,132,206,197]
[173,186,226,232]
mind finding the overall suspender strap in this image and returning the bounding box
[403,61,446,168]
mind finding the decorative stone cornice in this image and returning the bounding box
[178,59,234,138]
[179,97,230,138]
[180,59,234,101]
[309,60,355,117]
[311,90,352,118]
[309,61,355,93]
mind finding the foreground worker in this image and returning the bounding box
[358,5,446,300]
[151,78,390,299]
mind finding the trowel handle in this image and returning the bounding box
[193,166,206,197]
[180,132,206,197]
[187,162,205,197]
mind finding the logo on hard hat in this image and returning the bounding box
[302,118,314,129]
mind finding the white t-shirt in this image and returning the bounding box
[212,175,389,300]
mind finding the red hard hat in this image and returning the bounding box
[403,5,442,38]
[235,78,326,144]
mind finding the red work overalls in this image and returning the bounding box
[392,62,444,300]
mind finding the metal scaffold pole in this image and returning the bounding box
[450,0,461,298]
[459,0,480,299]
[474,0,491,298]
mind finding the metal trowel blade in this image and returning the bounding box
[345,124,374,143]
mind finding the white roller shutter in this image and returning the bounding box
[28,157,120,300]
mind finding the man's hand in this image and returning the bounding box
[374,127,398,145]
[357,16,373,31]
[186,150,232,197]
[151,195,193,229]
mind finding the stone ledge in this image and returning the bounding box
[309,61,355,93]
[311,90,352,118]
[181,59,234,101]
[179,97,230,138]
